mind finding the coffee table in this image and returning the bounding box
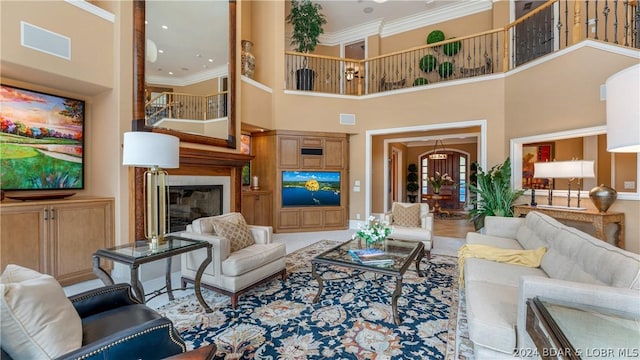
[311,238,425,325]
[92,235,213,313]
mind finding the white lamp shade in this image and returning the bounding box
[606,64,640,153]
[122,132,180,168]
[533,161,558,178]
[534,160,595,178]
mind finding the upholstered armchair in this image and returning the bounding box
[179,213,287,308]
[1,264,187,360]
[383,202,434,260]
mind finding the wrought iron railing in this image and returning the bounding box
[145,91,227,125]
[284,0,639,95]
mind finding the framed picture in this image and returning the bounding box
[0,84,85,191]
[522,142,553,189]
[240,134,251,186]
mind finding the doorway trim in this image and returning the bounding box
[366,119,487,220]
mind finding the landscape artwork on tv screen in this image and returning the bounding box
[0,84,85,191]
[282,171,340,207]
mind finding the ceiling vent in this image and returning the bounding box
[21,21,71,60]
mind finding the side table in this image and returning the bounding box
[513,205,625,248]
[92,235,213,313]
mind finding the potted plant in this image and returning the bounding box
[468,157,525,230]
[407,163,419,203]
[286,0,327,91]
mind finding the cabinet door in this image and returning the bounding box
[324,138,345,169]
[278,136,300,168]
[0,205,47,273]
[51,200,114,285]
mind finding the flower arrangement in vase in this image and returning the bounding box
[428,172,453,194]
[352,216,392,246]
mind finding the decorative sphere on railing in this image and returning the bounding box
[419,55,437,72]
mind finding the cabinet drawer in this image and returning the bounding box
[301,137,323,147]
[301,156,323,168]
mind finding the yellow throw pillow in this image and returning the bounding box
[1,264,83,359]
[392,203,421,227]
[210,213,255,252]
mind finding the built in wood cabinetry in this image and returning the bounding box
[0,197,115,285]
[241,190,272,226]
[252,130,349,233]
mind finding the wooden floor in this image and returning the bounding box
[433,212,476,239]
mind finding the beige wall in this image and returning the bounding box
[2,1,639,254]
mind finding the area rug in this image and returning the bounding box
[157,240,469,359]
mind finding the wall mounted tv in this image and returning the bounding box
[282,171,341,207]
[0,84,85,191]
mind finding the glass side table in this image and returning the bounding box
[93,235,213,313]
[526,296,640,359]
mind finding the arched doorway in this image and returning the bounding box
[420,150,469,210]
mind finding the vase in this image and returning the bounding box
[241,40,255,79]
[589,184,617,213]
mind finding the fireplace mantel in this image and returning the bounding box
[133,147,253,241]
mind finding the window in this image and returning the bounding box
[459,156,466,203]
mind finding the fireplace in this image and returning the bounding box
[167,175,231,232]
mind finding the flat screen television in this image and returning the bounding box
[0,84,85,191]
[282,171,340,207]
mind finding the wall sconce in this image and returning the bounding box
[122,132,180,248]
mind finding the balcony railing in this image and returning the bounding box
[146,91,228,125]
[285,0,638,95]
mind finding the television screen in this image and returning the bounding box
[0,84,85,191]
[282,171,341,207]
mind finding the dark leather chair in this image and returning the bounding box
[1,283,186,360]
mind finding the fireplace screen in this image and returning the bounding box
[168,185,223,232]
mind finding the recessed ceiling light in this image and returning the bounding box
[372,0,387,3]
[161,25,168,30]
[196,54,202,58]
[363,7,373,14]
[208,58,214,63]
[158,49,164,53]
[168,71,174,75]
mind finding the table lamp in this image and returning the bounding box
[123,132,180,247]
[533,161,558,206]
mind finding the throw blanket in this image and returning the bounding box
[457,244,547,285]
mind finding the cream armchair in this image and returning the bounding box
[179,213,286,308]
[383,202,434,260]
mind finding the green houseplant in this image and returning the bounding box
[286,0,327,91]
[468,157,525,230]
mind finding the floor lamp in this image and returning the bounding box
[122,132,180,247]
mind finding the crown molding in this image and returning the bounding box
[146,65,228,87]
[64,0,115,22]
[381,1,492,38]
[317,1,492,46]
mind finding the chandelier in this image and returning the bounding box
[429,139,448,160]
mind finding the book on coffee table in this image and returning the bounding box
[348,248,394,265]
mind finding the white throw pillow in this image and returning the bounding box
[1,264,83,359]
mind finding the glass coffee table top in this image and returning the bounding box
[95,236,206,261]
[315,237,423,273]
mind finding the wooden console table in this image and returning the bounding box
[513,205,625,248]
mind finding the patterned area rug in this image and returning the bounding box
[157,240,473,359]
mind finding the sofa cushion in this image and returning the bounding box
[0,264,83,359]
[392,203,421,227]
[465,280,519,354]
[521,212,640,289]
[464,258,547,288]
[222,243,286,277]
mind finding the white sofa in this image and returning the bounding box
[463,211,640,359]
[179,214,286,308]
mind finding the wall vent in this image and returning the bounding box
[340,113,356,125]
[21,21,71,60]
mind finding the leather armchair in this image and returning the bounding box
[1,284,186,360]
[179,214,287,308]
[384,202,434,260]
